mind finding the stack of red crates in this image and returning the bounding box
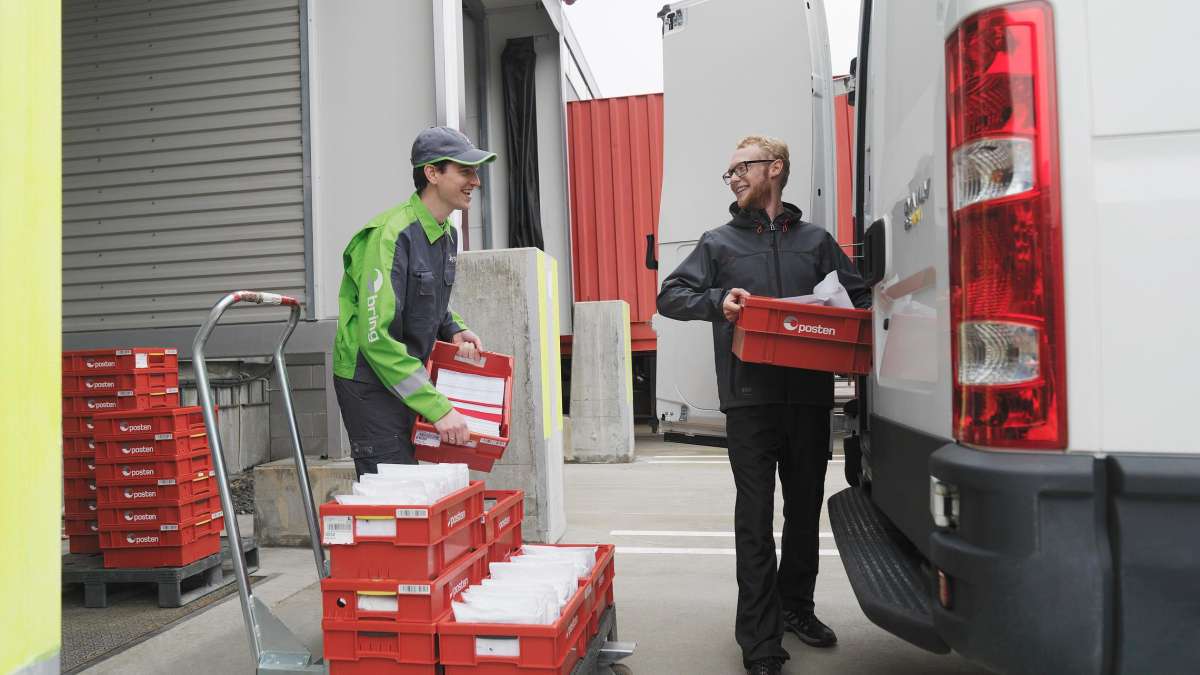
[61,348,180,554]
[319,480,490,674]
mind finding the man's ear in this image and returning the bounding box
[769,159,783,180]
[424,164,440,185]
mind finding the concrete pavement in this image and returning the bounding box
[80,434,989,675]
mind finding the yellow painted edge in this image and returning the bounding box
[357,590,397,597]
[536,252,551,439]
[549,257,563,432]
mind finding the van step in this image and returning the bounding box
[828,487,949,654]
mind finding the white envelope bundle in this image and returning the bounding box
[450,549,596,625]
[781,270,856,309]
[333,463,470,505]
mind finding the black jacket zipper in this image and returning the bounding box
[768,220,784,296]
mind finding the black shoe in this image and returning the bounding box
[783,610,838,648]
[746,656,786,675]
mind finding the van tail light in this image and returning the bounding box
[945,1,1066,449]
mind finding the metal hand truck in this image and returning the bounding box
[194,291,326,673]
[194,290,635,674]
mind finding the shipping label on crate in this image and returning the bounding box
[479,437,506,448]
[397,583,433,595]
[476,637,520,657]
[395,508,430,519]
[355,517,396,538]
[323,515,354,545]
[413,430,441,447]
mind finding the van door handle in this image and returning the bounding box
[645,234,659,270]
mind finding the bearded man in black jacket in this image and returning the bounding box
[657,135,870,675]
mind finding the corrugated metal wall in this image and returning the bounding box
[62,0,307,332]
[566,94,663,352]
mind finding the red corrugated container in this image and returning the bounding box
[438,579,589,675]
[64,457,97,478]
[323,617,440,674]
[101,532,221,569]
[99,511,224,550]
[566,94,663,353]
[62,416,96,435]
[733,296,872,375]
[321,547,486,624]
[96,493,221,531]
[91,406,207,439]
[61,370,179,395]
[483,490,524,565]
[321,481,486,579]
[94,449,212,486]
[96,475,216,506]
[95,430,208,462]
[62,348,178,374]
[65,516,100,536]
[63,435,97,457]
[69,534,101,554]
[65,498,98,517]
[411,342,513,472]
[65,477,98,498]
[62,389,180,415]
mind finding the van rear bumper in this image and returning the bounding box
[928,444,1200,675]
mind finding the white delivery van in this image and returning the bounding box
[652,0,840,440]
[829,1,1200,674]
[654,0,1200,672]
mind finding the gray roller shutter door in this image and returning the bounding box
[62,0,307,332]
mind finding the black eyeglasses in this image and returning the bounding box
[722,159,775,185]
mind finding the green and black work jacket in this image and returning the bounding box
[333,192,468,422]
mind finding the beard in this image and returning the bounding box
[736,179,770,211]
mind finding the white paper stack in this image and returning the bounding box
[435,369,506,437]
[333,463,470,505]
[450,548,596,625]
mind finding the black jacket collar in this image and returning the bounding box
[727,201,803,230]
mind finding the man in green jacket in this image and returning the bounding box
[332,127,496,478]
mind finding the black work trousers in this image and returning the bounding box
[333,376,418,479]
[725,404,831,666]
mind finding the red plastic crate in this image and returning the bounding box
[97,493,221,532]
[413,444,500,473]
[62,348,179,374]
[322,547,487,624]
[323,617,440,673]
[96,475,216,507]
[411,341,513,472]
[63,388,180,415]
[488,522,523,566]
[65,477,98,498]
[94,449,212,487]
[321,481,485,579]
[484,490,524,542]
[95,429,208,462]
[64,456,97,478]
[508,544,615,647]
[69,534,101,554]
[62,415,96,435]
[65,498,98,517]
[92,406,208,440]
[62,370,180,395]
[438,579,589,674]
[99,511,224,549]
[102,532,220,569]
[63,435,97,457]
[732,295,872,375]
[65,516,100,536]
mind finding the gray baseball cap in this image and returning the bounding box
[411,126,497,167]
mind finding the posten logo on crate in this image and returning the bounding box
[85,379,116,390]
[121,443,155,455]
[782,315,837,337]
[124,511,156,522]
[86,359,117,370]
[119,421,153,433]
[447,509,467,528]
[87,399,119,411]
[126,533,159,545]
[123,487,158,500]
[120,465,155,478]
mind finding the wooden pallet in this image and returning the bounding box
[62,536,259,608]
